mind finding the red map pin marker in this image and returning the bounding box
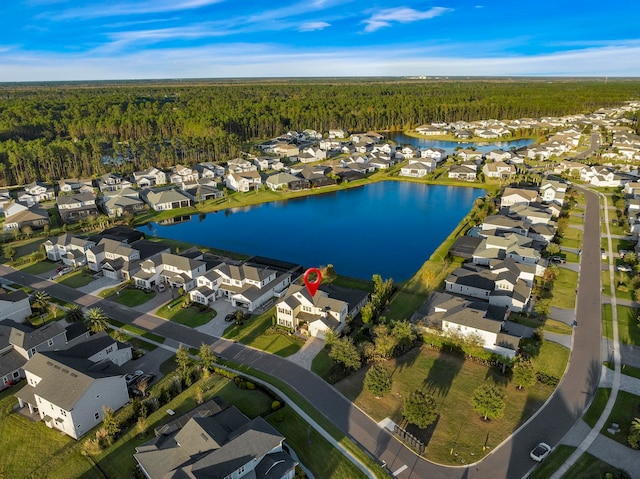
[303,268,322,297]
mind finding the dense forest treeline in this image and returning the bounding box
[0,79,638,186]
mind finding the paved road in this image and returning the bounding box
[576,132,600,159]
[0,189,603,479]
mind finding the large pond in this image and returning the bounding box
[141,181,486,282]
[389,132,535,155]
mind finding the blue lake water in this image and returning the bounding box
[141,181,486,282]
[389,132,535,155]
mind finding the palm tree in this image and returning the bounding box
[85,308,109,333]
[31,290,51,311]
[65,304,84,323]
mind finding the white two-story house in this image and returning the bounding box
[276,285,349,339]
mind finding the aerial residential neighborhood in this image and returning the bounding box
[0,88,640,479]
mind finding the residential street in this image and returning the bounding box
[0,187,610,479]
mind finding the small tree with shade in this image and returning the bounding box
[364,364,392,398]
[402,390,438,429]
[512,358,536,390]
[472,384,506,421]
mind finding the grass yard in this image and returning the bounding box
[562,451,633,479]
[602,304,640,346]
[113,287,156,307]
[543,319,573,335]
[602,219,628,236]
[156,296,217,327]
[527,445,575,479]
[550,268,579,309]
[222,307,302,357]
[55,269,95,288]
[583,388,611,428]
[109,319,164,347]
[601,237,635,256]
[558,225,582,250]
[334,345,557,465]
[12,237,49,259]
[266,406,366,479]
[600,390,640,446]
[311,349,335,377]
[530,340,570,379]
[15,260,57,274]
[0,388,100,479]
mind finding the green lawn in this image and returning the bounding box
[334,345,558,465]
[12,237,49,259]
[550,268,579,309]
[15,260,58,274]
[528,445,575,479]
[266,406,367,479]
[222,307,302,357]
[583,388,611,428]
[113,287,156,307]
[562,451,633,479]
[543,319,573,335]
[0,388,100,479]
[311,349,335,377]
[156,296,217,327]
[55,269,95,288]
[600,390,640,446]
[558,225,582,250]
[602,304,640,346]
[109,318,165,347]
[530,340,570,379]
[601,237,635,256]
[602,220,628,236]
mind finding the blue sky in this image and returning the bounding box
[1,0,639,81]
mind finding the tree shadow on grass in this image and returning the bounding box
[422,345,464,399]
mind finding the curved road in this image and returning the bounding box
[1,191,601,479]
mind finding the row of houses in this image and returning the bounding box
[45,225,370,339]
[416,178,568,358]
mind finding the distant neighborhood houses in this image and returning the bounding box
[1,100,639,234]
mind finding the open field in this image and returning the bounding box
[334,345,561,465]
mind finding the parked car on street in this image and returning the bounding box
[530,442,552,462]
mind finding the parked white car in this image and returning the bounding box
[530,442,551,462]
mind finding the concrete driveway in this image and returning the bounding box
[195,298,238,337]
[77,275,119,295]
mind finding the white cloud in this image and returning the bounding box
[2,41,640,81]
[298,21,331,32]
[362,6,452,32]
[46,0,223,20]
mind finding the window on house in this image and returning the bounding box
[94,412,100,420]
[48,339,54,347]
[60,409,67,416]
[105,346,113,354]
[13,371,19,378]
[237,465,246,474]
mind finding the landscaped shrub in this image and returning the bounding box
[271,400,281,411]
[159,387,171,405]
[143,396,160,413]
[536,371,560,387]
[245,381,256,390]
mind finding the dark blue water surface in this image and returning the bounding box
[389,132,535,156]
[141,181,486,281]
